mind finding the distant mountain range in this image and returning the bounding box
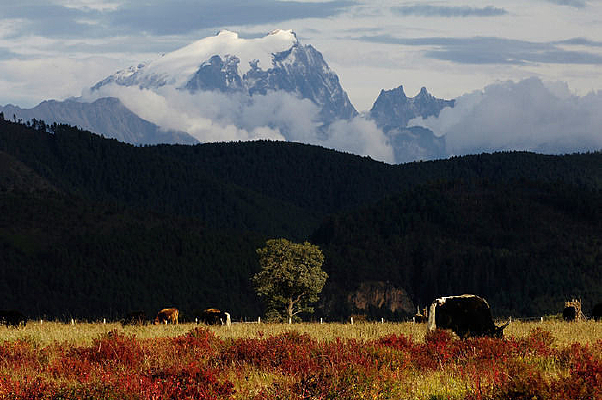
[0,30,454,164]
[0,97,196,145]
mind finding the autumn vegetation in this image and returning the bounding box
[0,320,600,399]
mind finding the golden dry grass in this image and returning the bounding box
[0,319,599,347]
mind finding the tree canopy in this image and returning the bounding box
[253,239,327,321]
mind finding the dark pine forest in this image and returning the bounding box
[0,117,600,321]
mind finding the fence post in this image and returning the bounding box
[381,317,384,324]
[258,316,261,324]
[103,318,106,324]
[541,317,544,323]
[71,318,75,325]
[350,317,354,325]
[320,317,323,324]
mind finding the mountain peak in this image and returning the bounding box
[369,84,454,129]
[91,29,356,125]
[92,29,300,91]
[268,29,297,40]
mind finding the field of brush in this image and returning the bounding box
[0,320,600,399]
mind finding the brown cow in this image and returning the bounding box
[154,308,179,325]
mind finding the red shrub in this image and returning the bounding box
[170,327,220,361]
[0,340,42,371]
[221,331,319,375]
[554,341,602,399]
[143,362,234,399]
[375,334,416,352]
[516,327,556,358]
[77,330,145,370]
[0,376,60,400]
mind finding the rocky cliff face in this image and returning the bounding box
[347,281,415,315]
[367,85,454,162]
[369,85,454,130]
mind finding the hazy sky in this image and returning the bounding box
[2,0,602,110]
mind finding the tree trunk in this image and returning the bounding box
[287,298,294,321]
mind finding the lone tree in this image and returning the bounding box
[253,238,327,322]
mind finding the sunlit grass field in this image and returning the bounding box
[0,319,600,399]
[1,319,599,346]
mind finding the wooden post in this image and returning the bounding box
[258,316,261,324]
[350,317,354,325]
[71,318,75,325]
[381,317,384,324]
[320,317,323,324]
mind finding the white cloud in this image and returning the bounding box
[410,77,602,156]
[84,84,396,162]
[0,56,121,107]
[52,0,122,11]
[324,117,395,163]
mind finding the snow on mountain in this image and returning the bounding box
[94,30,298,91]
[92,29,357,126]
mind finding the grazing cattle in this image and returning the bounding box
[563,299,584,322]
[591,303,602,321]
[198,308,231,326]
[427,294,508,338]
[121,311,147,326]
[0,310,27,327]
[563,306,577,321]
[154,308,179,325]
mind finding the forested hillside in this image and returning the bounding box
[0,117,600,320]
[312,180,602,318]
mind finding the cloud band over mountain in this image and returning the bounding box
[84,84,395,163]
[409,77,602,156]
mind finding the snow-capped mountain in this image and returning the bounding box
[92,29,357,125]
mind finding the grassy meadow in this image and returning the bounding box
[0,319,600,399]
